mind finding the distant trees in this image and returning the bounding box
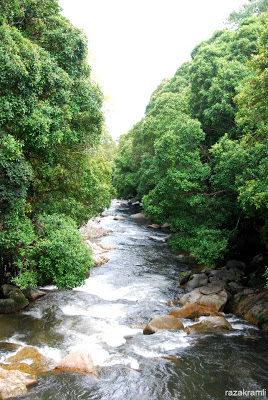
[0,0,115,289]
[114,5,268,284]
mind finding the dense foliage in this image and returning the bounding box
[114,3,268,284]
[0,0,115,289]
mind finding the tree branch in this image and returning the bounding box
[204,190,226,197]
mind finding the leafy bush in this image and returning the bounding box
[12,214,93,290]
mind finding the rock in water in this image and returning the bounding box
[55,350,97,375]
[22,288,46,301]
[178,271,192,286]
[143,315,184,335]
[184,316,232,334]
[130,213,147,219]
[113,215,125,221]
[169,303,221,319]
[179,281,228,313]
[7,346,52,375]
[79,219,111,239]
[228,288,268,331]
[0,285,29,314]
[148,224,160,229]
[0,369,37,399]
[161,223,170,229]
[185,274,208,292]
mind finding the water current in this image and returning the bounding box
[1,200,268,399]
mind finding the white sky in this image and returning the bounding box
[59,0,246,140]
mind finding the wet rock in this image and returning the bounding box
[131,201,140,206]
[143,315,184,335]
[178,271,192,286]
[167,300,178,307]
[185,274,208,292]
[199,281,225,295]
[0,285,29,314]
[85,240,116,267]
[101,211,115,217]
[226,282,244,295]
[226,260,246,271]
[161,223,170,230]
[148,236,167,243]
[113,215,125,221]
[79,219,111,240]
[22,288,46,301]
[169,303,221,319]
[180,281,228,313]
[130,213,147,220]
[184,316,232,334]
[0,342,21,354]
[209,269,238,283]
[228,289,268,331]
[0,369,37,399]
[7,346,52,375]
[148,224,160,229]
[55,350,97,375]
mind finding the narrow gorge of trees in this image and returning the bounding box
[114,2,268,284]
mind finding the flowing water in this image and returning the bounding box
[1,200,268,400]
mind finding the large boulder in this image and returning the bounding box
[0,285,29,314]
[143,315,184,335]
[185,316,232,334]
[209,269,239,283]
[0,369,37,399]
[185,274,208,292]
[228,289,268,331]
[22,288,46,301]
[226,282,244,295]
[226,260,246,271]
[79,219,111,240]
[55,350,97,375]
[130,213,147,220]
[169,303,221,319]
[7,346,52,375]
[179,281,228,313]
[85,240,116,267]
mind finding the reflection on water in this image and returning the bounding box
[1,200,268,400]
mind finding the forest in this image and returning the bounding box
[0,0,115,290]
[114,1,268,283]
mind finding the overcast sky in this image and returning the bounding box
[59,0,246,140]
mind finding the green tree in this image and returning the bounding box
[114,10,268,271]
[0,0,114,289]
[227,0,268,27]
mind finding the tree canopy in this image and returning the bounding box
[0,0,115,289]
[114,4,268,285]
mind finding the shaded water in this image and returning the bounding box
[1,200,268,399]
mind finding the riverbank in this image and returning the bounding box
[126,200,268,332]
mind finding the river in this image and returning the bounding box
[1,200,268,399]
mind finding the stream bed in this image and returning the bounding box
[1,200,268,399]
